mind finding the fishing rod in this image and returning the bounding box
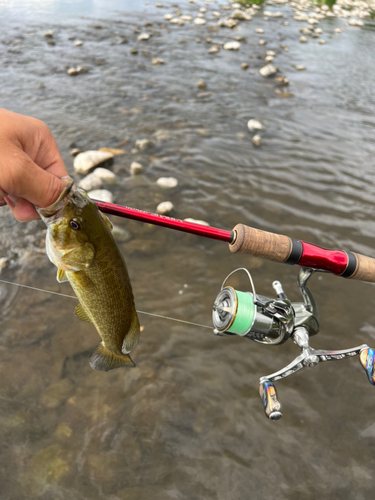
[94,199,375,283]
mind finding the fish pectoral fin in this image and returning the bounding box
[56,268,69,283]
[89,342,135,372]
[122,312,140,354]
[75,304,92,323]
[99,211,113,232]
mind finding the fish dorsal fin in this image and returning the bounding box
[122,312,140,354]
[75,304,92,323]
[57,268,69,283]
[89,342,135,371]
[99,211,113,232]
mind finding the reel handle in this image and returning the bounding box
[259,380,282,420]
[229,224,375,283]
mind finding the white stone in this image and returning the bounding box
[247,119,264,131]
[259,39,267,45]
[44,30,53,37]
[334,28,343,33]
[223,41,241,50]
[197,13,205,18]
[184,218,210,226]
[265,55,274,63]
[74,150,114,174]
[78,173,103,191]
[264,10,283,17]
[294,65,306,71]
[135,139,155,150]
[164,13,173,20]
[0,257,9,273]
[88,189,114,203]
[300,36,308,42]
[74,40,83,46]
[180,15,192,21]
[156,177,178,189]
[212,11,221,17]
[266,50,276,56]
[137,33,151,41]
[194,18,206,25]
[156,201,174,215]
[252,135,261,146]
[130,162,144,175]
[208,45,220,53]
[170,18,184,25]
[348,18,364,26]
[315,28,323,34]
[259,64,278,77]
[152,57,165,65]
[199,7,207,12]
[307,18,319,24]
[217,18,238,28]
[255,28,264,33]
[318,39,326,44]
[232,2,241,8]
[92,167,117,184]
[230,9,252,20]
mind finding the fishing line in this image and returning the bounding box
[0,279,212,330]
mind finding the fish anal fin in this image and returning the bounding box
[89,342,135,372]
[122,312,140,354]
[99,211,113,232]
[57,268,69,283]
[75,304,92,323]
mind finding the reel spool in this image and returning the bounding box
[212,268,293,345]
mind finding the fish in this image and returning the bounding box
[37,176,140,372]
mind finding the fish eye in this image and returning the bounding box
[69,219,81,230]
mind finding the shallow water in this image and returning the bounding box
[1,0,375,499]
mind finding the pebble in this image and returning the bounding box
[294,65,306,70]
[88,189,114,203]
[300,27,312,34]
[156,177,178,189]
[259,39,267,45]
[194,18,206,25]
[199,7,207,13]
[74,40,83,46]
[300,36,308,42]
[67,66,85,76]
[223,41,240,50]
[255,28,264,33]
[130,48,138,54]
[217,18,238,28]
[92,167,117,184]
[318,39,326,44]
[275,76,289,85]
[264,10,283,17]
[70,148,82,156]
[44,30,53,37]
[156,201,174,215]
[252,135,261,146]
[99,147,125,156]
[180,15,192,21]
[241,62,249,69]
[74,150,114,174]
[307,18,319,24]
[164,13,173,20]
[208,45,220,53]
[348,18,364,26]
[334,28,344,33]
[315,28,323,34]
[266,50,276,57]
[152,57,165,65]
[247,119,264,131]
[135,139,155,150]
[184,218,210,226]
[112,225,132,242]
[259,64,278,77]
[212,11,221,17]
[265,55,274,63]
[130,161,144,175]
[198,79,207,89]
[0,257,9,273]
[137,33,151,41]
[170,18,184,25]
[78,173,103,191]
[230,10,252,20]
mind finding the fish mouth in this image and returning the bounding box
[36,176,74,222]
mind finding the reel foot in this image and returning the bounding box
[259,380,282,420]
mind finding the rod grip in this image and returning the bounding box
[349,253,375,283]
[229,224,292,263]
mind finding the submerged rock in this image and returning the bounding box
[198,79,207,89]
[252,135,261,146]
[152,57,165,65]
[130,161,144,175]
[156,201,174,215]
[241,62,249,69]
[137,33,151,40]
[135,138,155,150]
[44,30,53,37]
[208,45,220,53]
[87,189,114,203]
[259,64,278,77]
[223,41,240,50]
[74,150,114,174]
[164,13,173,20]
[78,173,103,191]
[156,177,178,188]
[259,39,267,45]
[194,18,206,25]
[247,119,264,131]
[319,39,326,44]
[92,167,117,184]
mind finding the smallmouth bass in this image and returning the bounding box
[37,176,140,371]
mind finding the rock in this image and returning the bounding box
[198,79,206,89]
[170,18,184,25]
[348,18,364,26]
[255,28,264,33]
[156,201,174,215]
[334,28,344,33]
[259,39,267,45]
[294,13,309,21]
[259,64,278,77]
[266,50,276,57]
[74,40,83,46]
[217,18,238,28]
[130,48,138,54]
[67,66,86,76]
[130,161,144,175]
[87,189,114,203]
[241,62,249,70]
[92,167,117,184]
[247,119,264,131]
[300,27,313,35]
[70,148,82,156]
[263,10,283,17]
[180,15,192,21]
[156,177,178,189]
[135,139,155,150]
[208,45,220,54]
[252,135,261,146]
[112,225,132,242]
[212,11,221,17]
[54,423,73,440]
[44,30,53,37]
[197,13,205,18]
[74,150,114,174]
[152,57,165,65]
[194,18,206,25]
[137,33,151,41]
[0,257,9,273]
[78,173,103,191]
[199,7,207,13]
[315,28,323,34]
[294,65,306,71]
[300,36,308,43]
[307,18,319,25]
[235,35,244,41]
[230,10,252,20]
[275,76,289,85]
[318,39,326,44]
[98,147,125,156]
[184,218,210,226]
[164,13,173,20]
[154,130,170,141]
[223,41,240,50]
[265,55,274,63]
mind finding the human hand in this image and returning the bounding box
[0,108,67,221]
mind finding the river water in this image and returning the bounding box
[1,0,375,499]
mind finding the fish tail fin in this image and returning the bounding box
[89,342,135,372]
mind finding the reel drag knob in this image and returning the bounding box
[359,348,375,385]
[259,380,282,420]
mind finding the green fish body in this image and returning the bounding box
[37,176,140,371]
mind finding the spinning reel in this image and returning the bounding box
[212,267,375,420]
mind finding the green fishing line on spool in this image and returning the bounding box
[228,290,255,335]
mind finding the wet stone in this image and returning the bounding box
[241,62,249,69]
[198,79,207,89]
[99,147,125,156]
[253,134,261,146]
[156,177,178,189]
[152,57,165,65]
[130,161,144,175]
[230,9,252,20]
[70,147,81,156]
[194,18,206,25]
[137,33,151,40]
[300,36,308,42]
[74,150,114,174]
[88,189,114,203]
[259,39,267,45]
[135,138,156,150]
[92,167,117,184]
[259,64,278,77]
[208,45,220,53]
[223,41,240,50]
[247,119,264,131]
[78,173,103,191]
[156,201,174,215]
